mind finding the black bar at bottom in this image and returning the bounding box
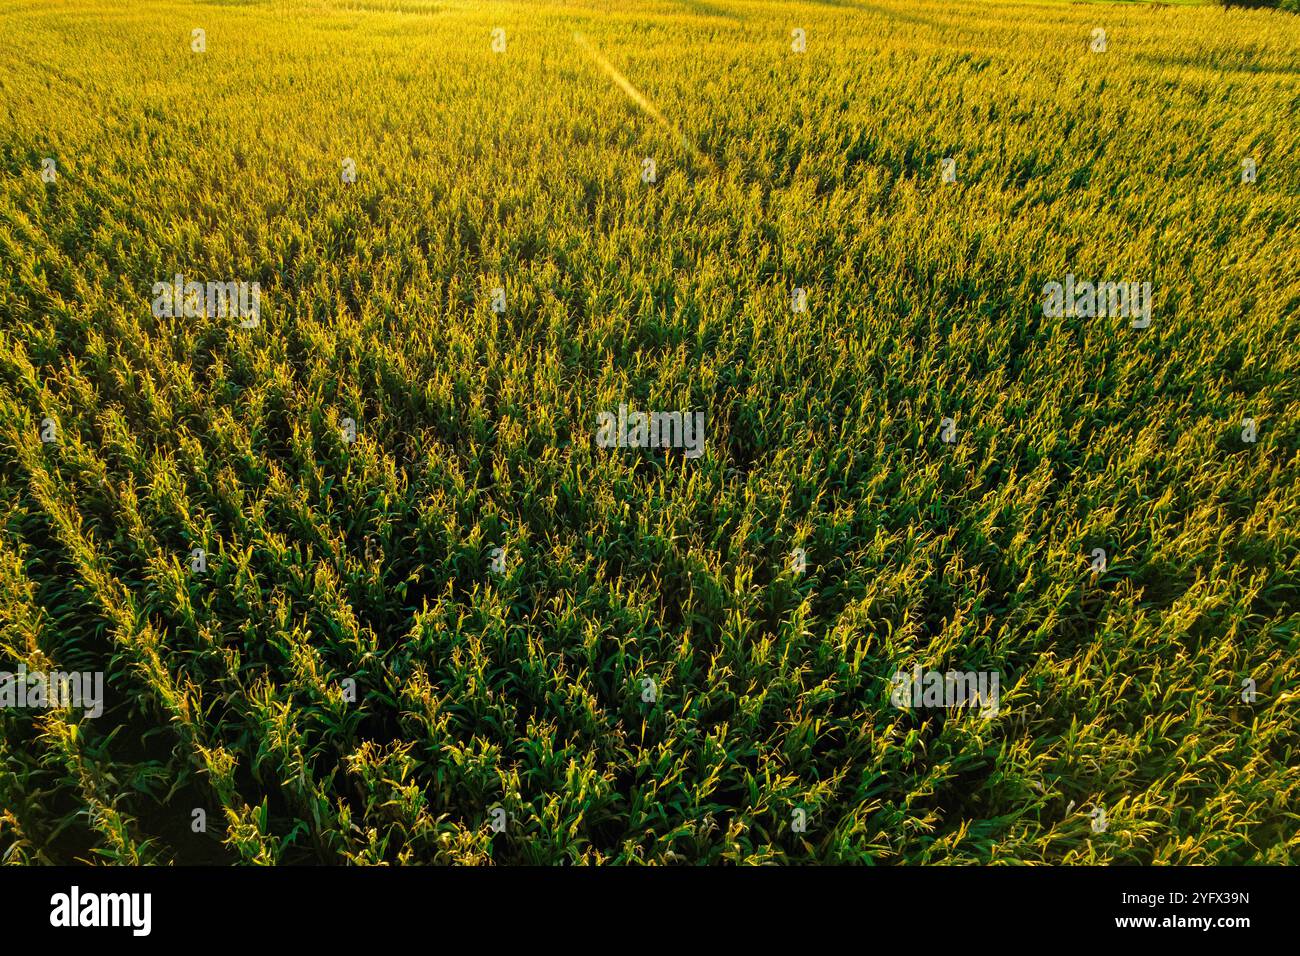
[6,865,1291,944]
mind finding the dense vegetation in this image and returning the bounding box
[1,0,1297,864]
[1220,0,1298,15]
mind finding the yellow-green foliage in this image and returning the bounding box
[0,0,1297,864]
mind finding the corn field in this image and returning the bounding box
[0,0,1297,865]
